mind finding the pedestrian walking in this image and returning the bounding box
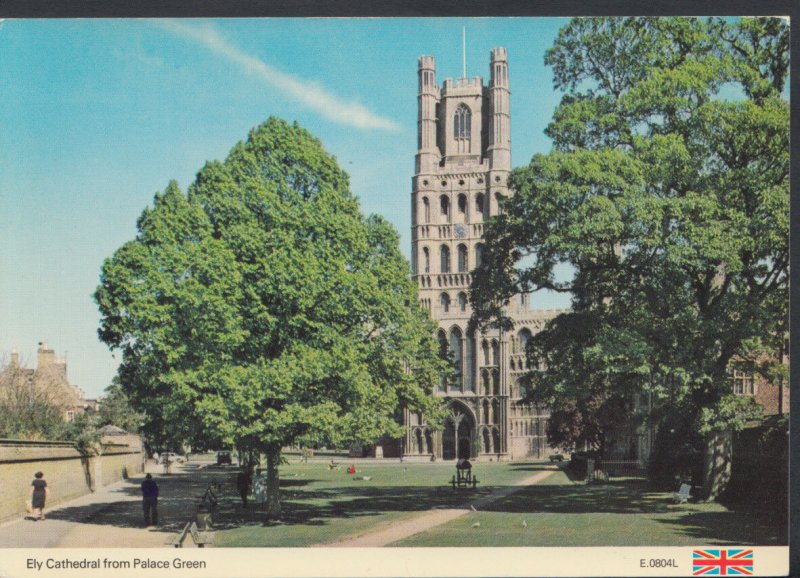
[140,473,159,526]
[236,469,252,508]
[30,471,48,521]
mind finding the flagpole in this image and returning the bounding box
[462,27,466,78]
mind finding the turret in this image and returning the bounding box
[488,47,510,170]
[416,56,441,174]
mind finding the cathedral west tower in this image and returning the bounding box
[405,48,560,461]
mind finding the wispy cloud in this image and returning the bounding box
[155,20,401,132]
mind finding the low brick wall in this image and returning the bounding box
[0,440,144,524]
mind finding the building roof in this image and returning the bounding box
[96,424,129,436]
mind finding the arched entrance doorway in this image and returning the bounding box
[441,401,476,460]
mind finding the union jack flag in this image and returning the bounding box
[693,549,753,575]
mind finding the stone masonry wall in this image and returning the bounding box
[0,441,144,524]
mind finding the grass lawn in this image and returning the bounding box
[213,460,546,547]
[393,469,782,547]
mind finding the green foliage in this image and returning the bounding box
[97,379,144,433]
[63,413,103,456]
[0,370,69,440]
[95,118,445,514]
[472,18,788,493]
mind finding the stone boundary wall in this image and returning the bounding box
[0,440,144,524]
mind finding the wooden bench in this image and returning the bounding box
[189,521,214,547]
[673,483,691,504]
[167,521,214,548]
[167,521,193,547]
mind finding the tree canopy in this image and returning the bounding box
[471,17,788,496]
[97,379,145,434]
[96,117,444,516]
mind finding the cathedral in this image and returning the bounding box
[402,48,563,461]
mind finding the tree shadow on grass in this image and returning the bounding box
[484,478,669,515]
[44,466,236,534]
[653,511,782,545]
[214,484,489,530]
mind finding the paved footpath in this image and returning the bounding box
[0,458,233,548]
[320,464,558,547]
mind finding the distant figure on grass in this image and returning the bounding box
[141,473,159,526]
[30,471,48,521]
[236,469,252,508]
[347,465,356,474]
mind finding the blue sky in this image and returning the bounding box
[0,18,571,398]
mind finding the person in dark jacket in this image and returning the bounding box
[140,473,159,526]
[236,469,252,508]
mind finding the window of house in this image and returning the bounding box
[732,370,755,395]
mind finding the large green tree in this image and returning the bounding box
[96,118,444,517]
[471,18,788,498]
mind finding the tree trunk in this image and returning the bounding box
[701,430,732,501]
[265,446,281,519]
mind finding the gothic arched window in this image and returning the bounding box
[440,245,451,273]
[422,197,430,222]
[475,244,484,269]
[495,192,505,215]
[458,292,468,312]
[454,104,471,140]
[450,327,463,386]
[437,330,448,392]
[457,193,467,215]
[518,328,532,354]
[457,244,468,272]
[465,331,476,391]
[440,292,451,313]
[438,330,448,357]
[422,247,430,273]
[475,193,484,216]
